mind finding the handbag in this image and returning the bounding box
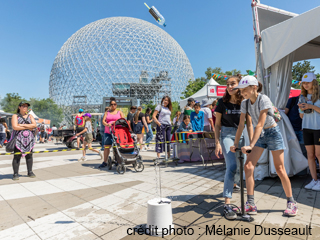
[5,114,29,153]
[5,133,17,153]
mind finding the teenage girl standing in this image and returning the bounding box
[298,73,320,191]
[230,76,297,217]
[214,75,253,220]
[153,96,172,159]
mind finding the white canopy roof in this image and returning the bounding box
[261,5,320,68]
[179,78,219,108]
[28,110,39,119]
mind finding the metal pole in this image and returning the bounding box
[164,126,168,161]
[239,151,245,216]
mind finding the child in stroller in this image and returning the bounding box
[107,118,144,174]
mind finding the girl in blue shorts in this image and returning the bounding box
[230,76,297,217]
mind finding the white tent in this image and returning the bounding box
[28,110,39,120]
[179,78,219,108]
[251,1,316,177]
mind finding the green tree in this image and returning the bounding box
[205,67,224,79]
[225,69,242,76]
[29,98,63,126]
[181,78,206,99]
[291,60,318,89]
[1,93,26,113]
[171,102,180,119]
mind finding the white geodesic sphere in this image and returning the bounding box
[49,17,194,110]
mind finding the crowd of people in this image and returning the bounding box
[3,72,320,221]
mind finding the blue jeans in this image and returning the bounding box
[255,125,285,151]
[220,126,245,199]
[294,130,304,144]
[101,130,105,150]
[0,133,6,146]
[145,124,153,146]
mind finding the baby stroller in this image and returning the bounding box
[108,118,144,174]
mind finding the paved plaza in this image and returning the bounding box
[0,143,319,240]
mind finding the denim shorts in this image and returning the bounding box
[255,125,285,151]
[104,133,113,146]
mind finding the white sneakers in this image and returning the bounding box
[305,179,320,191]
[78,156,87,162]
[311,180,320,191]
[141,147,147,152]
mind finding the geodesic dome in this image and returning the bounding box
[49,17,194,121]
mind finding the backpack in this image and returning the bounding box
[246,94,282,123]
[75,115,84,127]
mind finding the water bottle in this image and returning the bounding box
[149,6,166,27]
[298,95,312,113]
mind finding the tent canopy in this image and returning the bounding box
[179,78,219,108]
[260,5,320,68]
[28,110,39,119]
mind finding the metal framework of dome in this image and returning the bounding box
[49,17,194,122]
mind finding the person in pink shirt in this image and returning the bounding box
[99,97,124,168]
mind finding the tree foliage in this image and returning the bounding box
[291,61,320,89]
[1,93,26,114]
[182,67,243,99]
[181,78,206,99]
[1,93,63,126]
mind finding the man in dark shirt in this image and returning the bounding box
[285,96,307,157]
[127,106,137,131]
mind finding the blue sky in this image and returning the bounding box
[0,0,319,100]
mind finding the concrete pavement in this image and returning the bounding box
[0,142,319,239]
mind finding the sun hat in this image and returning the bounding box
[201,99,213,107]
[83,113,92,118]
[301,73,317,83]
[234,75,259,89]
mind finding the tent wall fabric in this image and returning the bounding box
[252,2,310,179]
[179,78,219,108]
[270,52,295,108]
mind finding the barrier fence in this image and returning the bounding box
[0,137,209,156]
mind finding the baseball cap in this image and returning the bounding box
[79,109,84,113]
[83,113,92,118]
[201,99,213,107]
[301,73,317,83]
[19,101,30,107]
[235,76,259,89]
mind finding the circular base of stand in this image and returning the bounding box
[238,214,254,222]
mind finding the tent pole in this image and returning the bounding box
[251,0,267,95]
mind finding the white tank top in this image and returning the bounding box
[0,124,5,133]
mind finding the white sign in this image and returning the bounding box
[207,85,217,97]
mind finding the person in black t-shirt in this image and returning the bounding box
[133,106,149,150]
[214,75,253,220]
[285,96,307,157]
[285,96,302,137]
[127,106,137,131]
